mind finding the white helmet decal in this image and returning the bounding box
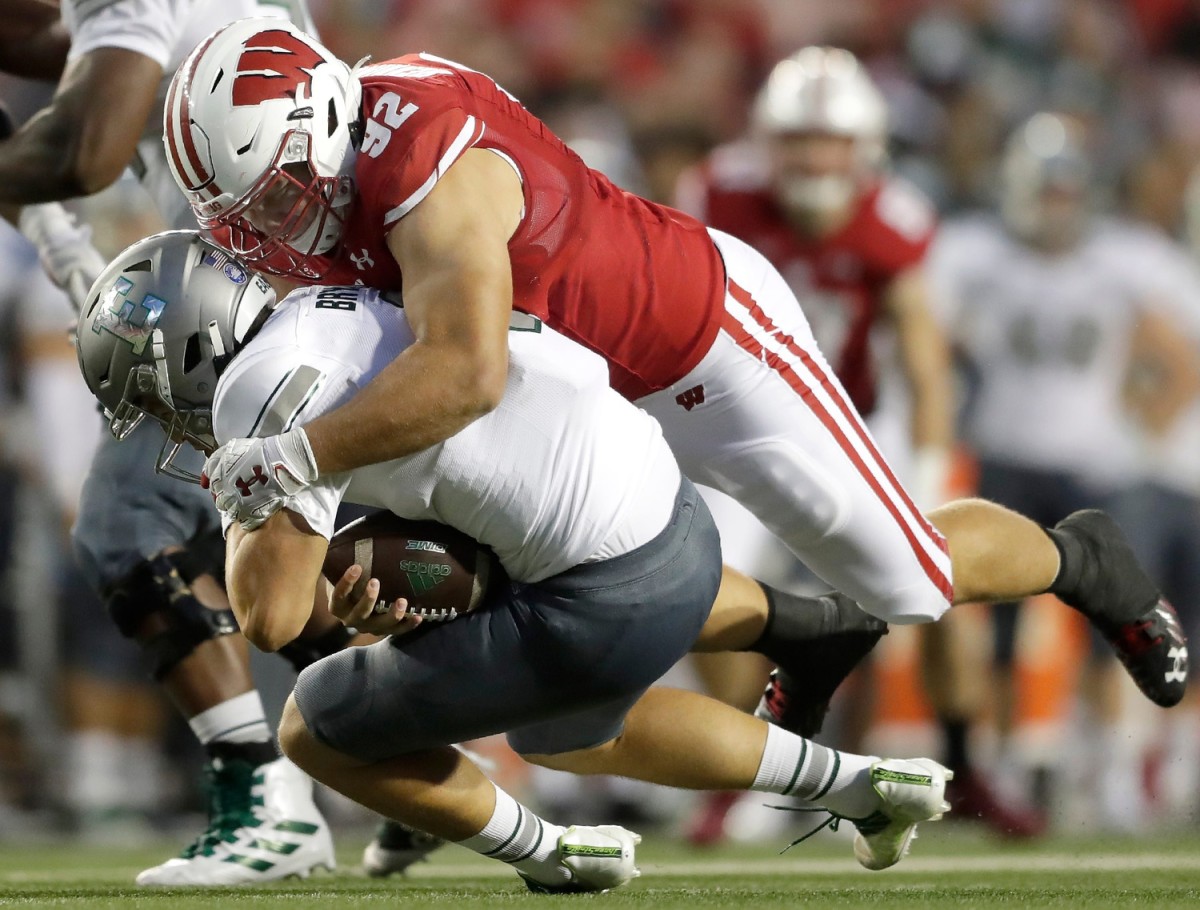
[164,19,363,279]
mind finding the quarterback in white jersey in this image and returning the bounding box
[77,231,961,888]
[214,286,683,584]
[0,0,340,888]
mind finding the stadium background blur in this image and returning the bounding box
[1,0,1199,846]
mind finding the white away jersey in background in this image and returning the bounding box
[62,0,313,228]
[929,216,1172,488]
[212,286,682,583]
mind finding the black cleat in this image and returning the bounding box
[1050,510,1188,707]
[753,592,887,737]
[362,819,445,877]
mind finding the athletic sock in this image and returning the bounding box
[456,783,568,885]
[747,586,887,699]
[941,717,969,774]
[188,691,273,753]
[1044,525,1085,605]
[750,723,879,819]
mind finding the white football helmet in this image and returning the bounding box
[1000,112,1091,248]
[76,231,276,481]
[164,19,362,279]
[751,46,887,215]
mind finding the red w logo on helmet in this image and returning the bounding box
[232,30,323,106]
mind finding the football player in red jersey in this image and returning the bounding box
[675,47,1043,839]
[166,20,1186,768]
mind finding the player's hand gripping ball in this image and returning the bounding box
[322,512,501,631]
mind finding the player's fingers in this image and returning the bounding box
[329,565,363,620]
[357,600,422,637]
[389,603,423,637]
[345,577,382,625]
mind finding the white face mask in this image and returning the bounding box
[776,173,857,218]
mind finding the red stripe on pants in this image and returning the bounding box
[722,282,953,603]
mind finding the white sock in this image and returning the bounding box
[119,737,168,812]
[456,783,568,885]
[187,691,272,746]
[751,724,879,819]
[63,730,127,813]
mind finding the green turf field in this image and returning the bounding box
[2,827,1199,908]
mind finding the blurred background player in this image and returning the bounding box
[0,3,167,840]
[0,0,352,885]
[929,111,1200,831]
[676,46,1042,841]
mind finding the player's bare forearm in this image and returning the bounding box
[0,25,68,79]
[0,47,161,203]
[0,0,67,77]
[304,149,519,475]
[226,511,327,652]
[303,329,507,474]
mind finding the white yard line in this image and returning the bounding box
[3,851,1199,884]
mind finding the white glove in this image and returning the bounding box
[202,429,319,531]
[18,202,109,315]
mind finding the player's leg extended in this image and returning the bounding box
[72,427,332,885]
[521,686,951,871]
[649,228,1186,707]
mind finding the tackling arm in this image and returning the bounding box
[0,45,161,203]
[226,510,329,652]
[300,147,523,474]
[885,266,955,507]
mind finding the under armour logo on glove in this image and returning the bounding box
[235,465,270,498]
[203,429,320,531]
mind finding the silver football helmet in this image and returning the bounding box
[77,230,276,481]
[1000,112,1091,248]
[751,46,887,215]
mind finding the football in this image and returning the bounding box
[322,512,501,621]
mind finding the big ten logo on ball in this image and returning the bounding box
[406,539,447,553]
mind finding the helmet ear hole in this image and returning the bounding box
[183,332,204,374]
[327,97,338,137]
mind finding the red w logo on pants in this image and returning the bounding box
[675,384,706,411]
[233,30,323,106]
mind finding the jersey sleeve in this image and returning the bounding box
[357,82,487,229]
[63,0,190,67]
[1114,225,1200,331]
[866,179,938,275]
[213,345,359,539]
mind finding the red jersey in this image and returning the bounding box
[299,54,725,400]
[681,141,936,415]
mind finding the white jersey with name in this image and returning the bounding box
[62,0,314,229]
[929,215,1167,488]
[213,285,682,584]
